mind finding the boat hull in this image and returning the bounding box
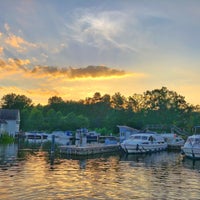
[121,143,167,154]
[181,133,200,160]
[182,147,200,159]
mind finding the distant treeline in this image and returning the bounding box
[1,87,200,135]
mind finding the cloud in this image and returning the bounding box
[9,58,30,66]
[0,58,133,105]
[31,65,126,79]
[66,9,138,52]
[72,65,126,78]
[5,35,25,48]
[0,46,3,54]
[0,33,4,55]
[4,23,10,32]
[2,23,37,54]
[0,58,30,72]
[5,34,36,51]
[0,58,128,79]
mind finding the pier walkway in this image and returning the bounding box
[59,144,122,156]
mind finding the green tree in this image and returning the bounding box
[48,96,64,105]
[45,109,57,131]
[102,94,111,105]
[1,93,32,110]
[62,112,89,130]
[27,108,44,131]
[20,107,32,131]
[127,94,144,112]
[142,87,194,130]
[92,92,102,103]
[111,92,127,110]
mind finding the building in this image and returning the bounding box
[117,125,139,142]
[0,109,20,136]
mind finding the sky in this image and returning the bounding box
[0,0,200,105]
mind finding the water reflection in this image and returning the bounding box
[0,143,200,200]
[182,157,200,171]
[0,143,18,162]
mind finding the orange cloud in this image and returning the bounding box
[0,59,6,69]
[0,58,30,72]
[0,58,146,105]
[5,34,36,51]
[72,65,126,78]
[8,58,30,68]
[0,58,128,79]
[5,35,24,48]
[0,46,3,54]
[31,65,126,78]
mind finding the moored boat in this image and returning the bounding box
[49,130,73,145]
[182,134,200,159]
[76,128,100,142]
[86,131,100,142]
[121,132,167,154]
[24,132,49,142]
[160,133,185,150]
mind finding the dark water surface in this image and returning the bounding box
[0,143,200,200]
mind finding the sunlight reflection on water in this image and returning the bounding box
[0,144,200,200]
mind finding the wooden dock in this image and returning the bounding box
[59,144,122,156]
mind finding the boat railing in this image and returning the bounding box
[171,125,189,136]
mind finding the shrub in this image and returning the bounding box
[0,132,15,144]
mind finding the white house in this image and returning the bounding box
[0,109,20,136]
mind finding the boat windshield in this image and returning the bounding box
[195,138,200,144]
[130,135,148,140]
[187,137,200,144]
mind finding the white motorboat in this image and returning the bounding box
[76,128,100,142]
[24,132,49,143]
[49,131,73,145]
[121,132,167,154]
[161,133,185,150]
[182,134,200,159]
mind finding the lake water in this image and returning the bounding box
[0,143,200,200]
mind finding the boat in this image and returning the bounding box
[121,132,168,154]
[160,133,185,150]
[86,131,100,142]
[182,134,200,159]
[49,130,73,145]
[24,132,49,142]
[76,128,100,142]
[99,136,119,145]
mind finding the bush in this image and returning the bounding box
[0,132,15,144]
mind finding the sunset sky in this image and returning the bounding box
[0,0,200,105]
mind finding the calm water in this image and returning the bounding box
[0,143,200,200]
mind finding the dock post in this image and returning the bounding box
[51,135,55,153]
[50,135,55,166]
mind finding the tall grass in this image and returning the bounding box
[0,132,15,144]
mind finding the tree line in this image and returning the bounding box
[1,87,200,135]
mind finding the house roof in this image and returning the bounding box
[117,125,139,132]
[0,109,19,120]
[0,119,7,124]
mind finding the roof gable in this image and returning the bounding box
[0,109,19,120]
[0,119,7,124]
